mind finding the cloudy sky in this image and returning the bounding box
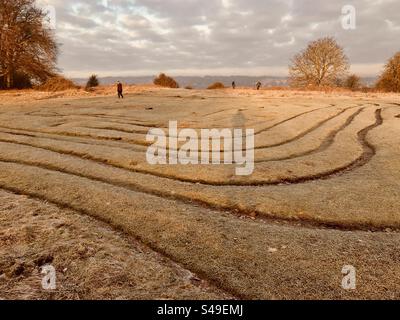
[37,0,400,77]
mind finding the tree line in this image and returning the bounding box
[1,0,399,92]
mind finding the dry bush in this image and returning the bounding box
[207,82,225,90]
[344,74,362,91]
[290,85,350,93]
[37,76,79,92]
[153,73,179,88]
[263,86,288,91]
[360,86,377,93]
[185,86,193,90]
[289,37,349,87]
[376,52,400,92]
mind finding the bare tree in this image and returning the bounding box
[0,0,58,89]
[376,52,400,92]
[289,37,349,87]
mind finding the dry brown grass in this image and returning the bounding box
[37,76,79,92]
[0,161,399,300]
[0,88,399,300]
[0,190,230,300]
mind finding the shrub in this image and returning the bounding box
[37,76,78,92]
[185,86,193,90]
[153,73,179,88]
[376,52,400,92]
[207,82,225,90]
[86,74,99,89]
[344,74,362,91]
[360,86,375,93]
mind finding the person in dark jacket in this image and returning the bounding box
[232,81,236,89]
[117,81,124,99]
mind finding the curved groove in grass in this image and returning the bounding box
[0,106,350,154]
[0,109,383,188]
[80,106,341,142]
[0,183,242,300]
[0,127,392,233]
[255,108,365,163]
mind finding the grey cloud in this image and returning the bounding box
[40,0,400,76]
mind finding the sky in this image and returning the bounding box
[36,0,400,78]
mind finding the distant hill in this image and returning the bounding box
[72,75,378,89]
[72,75,289,89]
[360,77,378,87]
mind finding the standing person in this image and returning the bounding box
[117,81,124,99]
[232,81,236,89]
[256,81,262,90]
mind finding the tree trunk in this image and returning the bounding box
[6,70,13,89]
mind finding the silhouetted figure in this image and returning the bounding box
[256,81,262,90]
[117,81,124,99]
[232,81,236,89]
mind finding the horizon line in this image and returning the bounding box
[62,63,384,79]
